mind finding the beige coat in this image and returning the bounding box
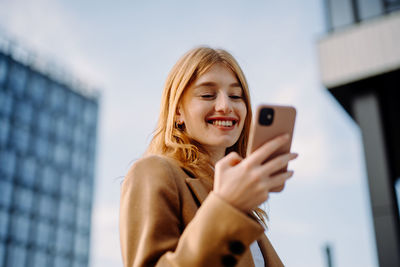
[120,155,284,267]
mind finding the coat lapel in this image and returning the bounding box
[185,178,212,204]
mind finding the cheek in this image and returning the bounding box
[236,102,247,118]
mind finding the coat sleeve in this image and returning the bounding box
[119,156,265,267]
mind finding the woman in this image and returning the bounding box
[120,47,297,267]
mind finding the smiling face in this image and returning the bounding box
[177,63,247,157]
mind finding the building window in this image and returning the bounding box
[41,165,57,194]
[17,156,37,187]
[0,180,13,209]
[0,90,13,117]
[13,100,33,126]
[58,198,75,226]
[37,110,53,138]
[14,186,33,213]
[0,149,16,179]
[78,179,93,206]
[357,0,383,20]
[76,205,90,232]
[329,0,355,29]
[0,54,8,86]
[0,208,9,240]
[0,116,10,147]
[54,255,70,267]
[10,211,30,244]
[7,243,27,267]
[0,243,5,266]
[49,84,66,113]
[61,174,77,200]
[38,194,57,221]
[28,73,47,106]
[54,143,70,167]
[36,219,51,248]
[74,232,89,259]
[33,135,49,162]
[8,63,28,97]
[10,124,30,154]
[55,226,74,255]
[33,249,48,267]
[67,93,82,120]
[83,101,98,128]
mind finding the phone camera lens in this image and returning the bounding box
[259,108,274,126]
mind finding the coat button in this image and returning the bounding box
[221,255,237,267]
[229,240,245,255]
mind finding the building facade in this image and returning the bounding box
[318,0,400,266]
[0,41,99,267]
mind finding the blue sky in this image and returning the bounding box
[0,0,378,266]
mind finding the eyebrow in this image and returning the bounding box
[194,81,241,88]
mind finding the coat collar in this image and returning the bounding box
[185,178,213,204]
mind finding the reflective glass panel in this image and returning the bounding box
[36,219,51,248]
[38,194,57,220]
[55,226,73,254]
[17,156,37,187]
[0,149,16,179]
[0,116,10,147]
[0,179,13,209]
[54,255,69,267]
[58,198,75,226]
[33,249,48,267]
[61,174,77,200]
[10,124,30,154]
[9,63,27,97]
[0,54,8,86]
[8,243,27,267]
[0,208,9,239]
[28,73,47,105]
[41,165,57,194]
[37,110,52,137]
[49,83,66,112]
[10,212,30,243]
[67,93,82,119]
[330,0,354,29]
[14,100,33,126]
[14,186,33,212]
[357,0,383,19]
[33,135,49,162]
[0,90,13,116]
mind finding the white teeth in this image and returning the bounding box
[212,120,233,127]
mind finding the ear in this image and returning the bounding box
[176,105,184,121]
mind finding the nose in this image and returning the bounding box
[215,93,232,113]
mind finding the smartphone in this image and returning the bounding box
[247,104,296,170]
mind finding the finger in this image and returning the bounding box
[260,152,298,176]
[246,134,290,167]
[216,152,242,170]
[266,171,294,191]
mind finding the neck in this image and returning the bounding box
[205,146,226,166]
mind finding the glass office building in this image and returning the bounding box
[318,1,400,266]
[0,42,99,267]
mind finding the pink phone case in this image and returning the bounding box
[247,104,296,169]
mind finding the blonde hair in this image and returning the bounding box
[146,46,267,224]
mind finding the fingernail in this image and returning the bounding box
[283,133,290,140]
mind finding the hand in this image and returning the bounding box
[213,134,298,213]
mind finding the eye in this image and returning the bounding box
[229,95,243,100]
[201,94,215,99]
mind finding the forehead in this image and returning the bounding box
[194,63,238,85]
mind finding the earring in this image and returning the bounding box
[176,120,184,129]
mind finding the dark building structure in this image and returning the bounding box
[318,1,400,266]
[0,38,99,267]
